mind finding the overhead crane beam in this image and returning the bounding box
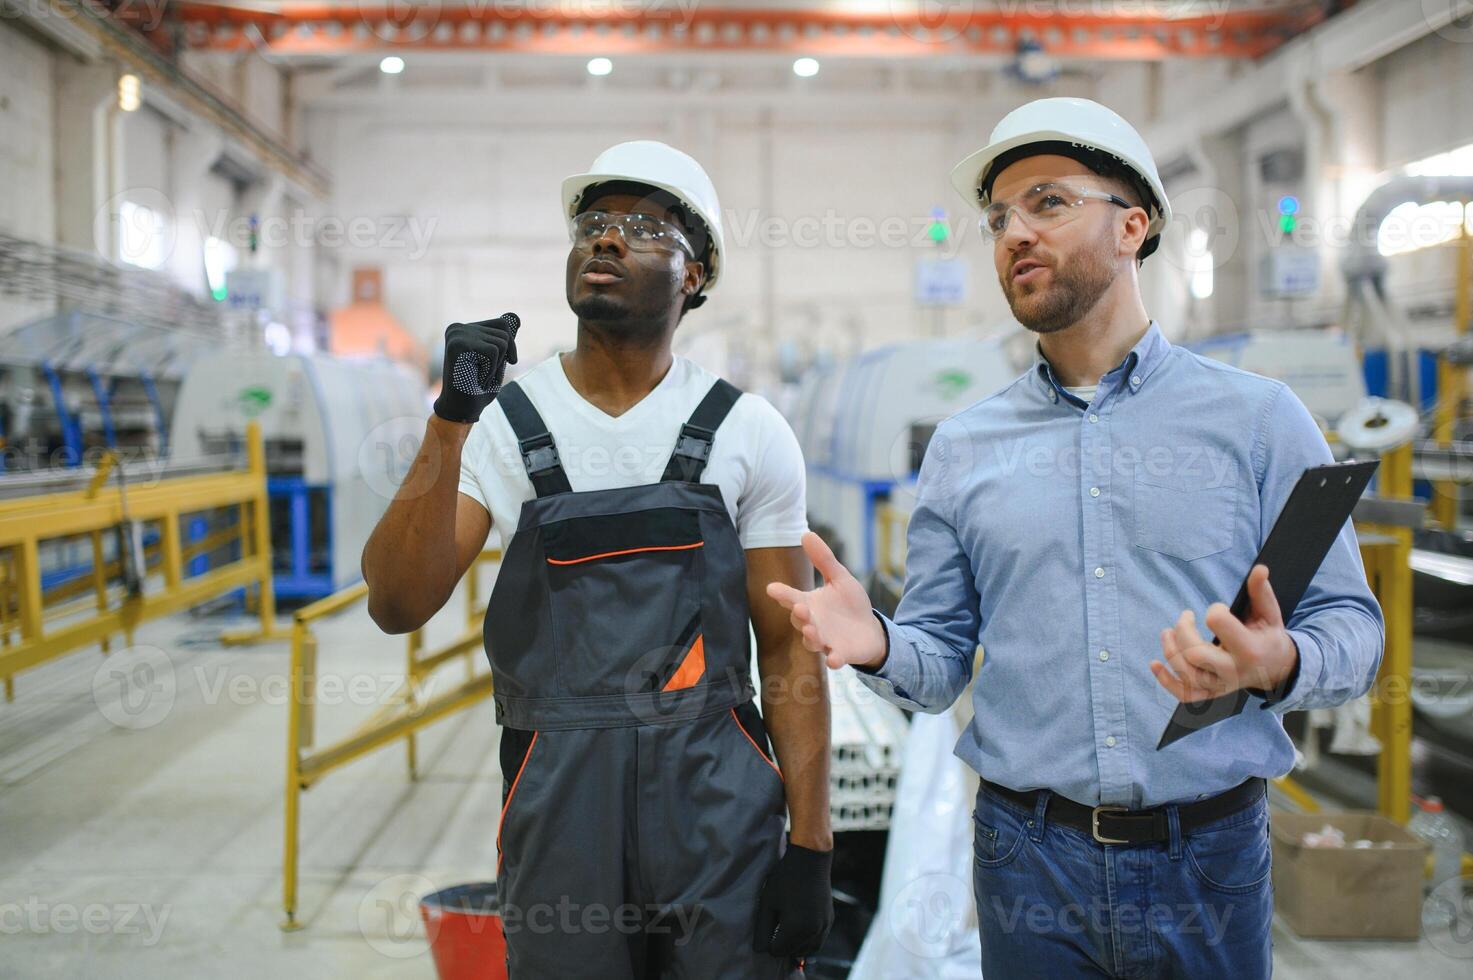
[116,1,1332,60]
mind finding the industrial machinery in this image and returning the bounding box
[1190,328,1368,431]
[0,312,225,471]
[0,232,259,474]
[793,337,1017,578]
[170,352,426,600]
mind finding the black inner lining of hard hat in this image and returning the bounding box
[981,140,1153,214]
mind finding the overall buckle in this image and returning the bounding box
[672,423,715,462]
[519,433,561,474]
[1091,805,1131,844]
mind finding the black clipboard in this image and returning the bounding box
[1156,459,1379,749]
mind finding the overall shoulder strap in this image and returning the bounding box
[497,381,573,497]
[661,378,743,483]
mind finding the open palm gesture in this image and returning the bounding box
[766,532,889,671]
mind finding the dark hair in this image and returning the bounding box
[575,180,713,312]
[980,140,1161,262]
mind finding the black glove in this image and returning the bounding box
[753,841,834,958]
[432,313,520,423]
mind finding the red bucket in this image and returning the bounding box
[420,882,508,980]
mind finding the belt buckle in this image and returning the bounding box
[1091,805,1131,845]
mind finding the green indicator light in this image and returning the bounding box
[927,220,948,243]
[1279,214,1296,234]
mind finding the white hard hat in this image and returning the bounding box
[561,140,725,291]
[949,97,1172,259]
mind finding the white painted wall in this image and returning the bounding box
[3,0,1470,382]
[303,70,1108,378]
[0,23,57,330]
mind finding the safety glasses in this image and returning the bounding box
[980,180,1133,241]
[569,211,696,258]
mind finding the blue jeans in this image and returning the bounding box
[971,783,1273,979]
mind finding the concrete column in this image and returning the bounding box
[166,124,225,295]
[54,59,116,256]
[1309,68,1383,312]
[1150,130,1248,338]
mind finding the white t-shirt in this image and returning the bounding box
[458,353,809,551]
[1064,383,1098,403]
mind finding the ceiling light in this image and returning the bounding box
[118,74,141,112]
[587,57,613,76]
[379,56,405,75]
[793,57,819,78]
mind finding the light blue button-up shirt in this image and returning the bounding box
[857,321,1385,808]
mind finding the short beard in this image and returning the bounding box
[570,294,670,346]
[1004,224,1117,335]
[570,293,628,323]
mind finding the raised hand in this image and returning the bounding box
[433,313,521,423]
[766,531,888,671]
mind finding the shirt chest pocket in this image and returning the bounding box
[1132,465,1240,562]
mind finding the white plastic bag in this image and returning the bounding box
[849,706,984,980]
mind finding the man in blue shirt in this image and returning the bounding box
[767,98,1384,978]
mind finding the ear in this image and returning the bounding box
[1118,206,1150,261]
[682,258,706,297]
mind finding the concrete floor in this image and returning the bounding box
[2,587,1470,979]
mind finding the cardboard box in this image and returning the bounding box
[1271,809,1429,940]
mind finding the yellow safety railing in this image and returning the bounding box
[0,422,282,701]
[281,550,500,931]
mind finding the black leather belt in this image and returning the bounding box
[981,777,1266,846]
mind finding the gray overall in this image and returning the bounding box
[486,378,799,979]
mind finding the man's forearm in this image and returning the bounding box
[760,635,833,852]
[853,613,973,714]
[362,415,471,631]
[1271,607,1385,714]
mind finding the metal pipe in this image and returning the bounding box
[1412,440,1473,484]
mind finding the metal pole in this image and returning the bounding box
[1374,443,1414,825]
[246,422,279,636]
[1432,211,1470,529]
[282,615,306,931]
